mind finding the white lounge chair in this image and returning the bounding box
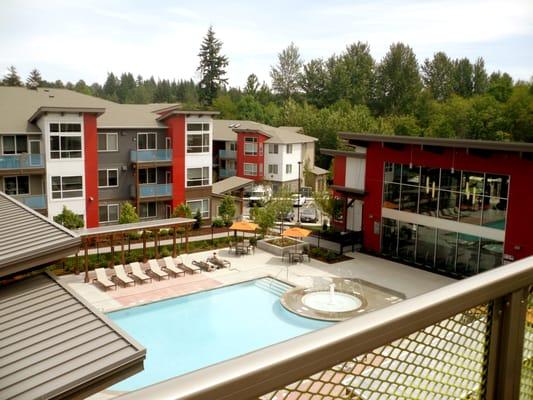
[113,264,135,287]
[175,256,201,274]
[94,268,117,291]
[129,262,152,284]
[163,256,186,277]
[147,259,169,280]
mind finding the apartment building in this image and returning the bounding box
[213,120,326,192]
[0,87,217,228]
[322,133,533,278]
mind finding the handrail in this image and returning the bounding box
[117,256,533,400]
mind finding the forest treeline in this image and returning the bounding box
[2,33,532,167]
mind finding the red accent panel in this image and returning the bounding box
[236,131,267,181]
[332,156,346,186]
[167,115,186,208]
[83,113,99,228]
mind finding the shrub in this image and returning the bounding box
[54,206,84,229]
[160,247,171,257]
[212,217,225,228]
[193,209,202,229]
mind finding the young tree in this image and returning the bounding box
[172,203,193,218]
[2,66,23,86]
[269,186,293,232]
[119,202,140,224]
[26,68,43,88]
[251,203,276,236]
[244,73,260,97]
[218,195,236,225]
[54,206,84,229]
[197,25,229,106]
[421,52,454,101]
[270,42,303,99]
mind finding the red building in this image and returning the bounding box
[235,129,268,181]
[322,133,533,278]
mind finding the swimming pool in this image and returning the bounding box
[107,278,331,391]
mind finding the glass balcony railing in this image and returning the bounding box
[219,149,236,159]
[130,150,172,163]
[138,184,172,198]
[0,154,44,169]
[219,168,236,178]
[13,194,46,209]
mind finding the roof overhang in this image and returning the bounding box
[320,148,366,159]
[331,185,366,198]
[156,110,220,122]
[233,128,272,138]
[76,217,196,238]
[29,107,106,123]
[338,132,533,154]
[212,177,254,195]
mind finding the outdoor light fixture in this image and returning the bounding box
[432,181,436,199]
[426,177,430,194]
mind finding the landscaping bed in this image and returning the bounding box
[309,247,352,264]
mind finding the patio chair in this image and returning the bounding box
[162,256,186,277]
[175,256,201,274]
[113,264,135,287]
[129,262,152,284]
[207,255,231,269]
[192,260,216,272]
[147,259,169,280]
[93,268,117,291]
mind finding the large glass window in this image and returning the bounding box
[98,133,118,152]
[244,137,257,155]
[381,218,398,257]
[186,123,210,153]
[4,176,29,195]
[187,198,209,218]
[137,132,156,150]
[51,176,83,199]
[438,190,460,220]
[479,239,503,273]
[99,204,119,222]
[383,183,400,209]
[398,222,416,263]
[2,135,27,154]
[139,202,157,218]
[435,229,457,274]
[455,233,481,276]
[415,225,436,268]
[50,135,82,159]
[187,167,209,187]
[400,185,419,213]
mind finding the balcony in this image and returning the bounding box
[12,194,46,209]
[0,154,44,169]
[130,150,172,163]
[219,168,236,178]
[131,183,172,198]
[219,149,236,159]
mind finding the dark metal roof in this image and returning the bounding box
[338,132,533,153]
[0,192,80,278]
[0,272,145,400]
[320,148,366,158]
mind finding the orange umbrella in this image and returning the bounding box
[229,221,258,232]
[282,227,311,238]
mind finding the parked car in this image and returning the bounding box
[300,207,318,223]
[278,211,294,222]
[291,193,306,207]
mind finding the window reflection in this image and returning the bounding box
[481,197,507,230]
[416,225,436,268]
[455,233,480,276]
[398,222,416,263]
[479,240,503,272]
[381,218,398,257]
[436,229,457,274]
[438,191,460,220]
[399,185,419,213]
[383,183,400,209]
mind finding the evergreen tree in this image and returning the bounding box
[2,66,23,86]
[103,72,119,101]
[119,202,140,224]
[197,25,229,106]
[301,58,328,107]
[421,52,454,101]
[26,68,43,88]
[472,57,489,95]
[453,58,474,97]
[73,80,91,95]
[375,43,422,115]
[339,42,375,105]
[270,42,303,99]
[244,74,260,96]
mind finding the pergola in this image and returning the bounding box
[76,217,195,282]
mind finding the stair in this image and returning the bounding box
[255,277,292,297]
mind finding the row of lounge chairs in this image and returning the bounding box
[93,256,201,291]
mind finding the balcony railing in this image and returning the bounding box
[118,256,533,400]
[219,149,236,159]
[13,194,46,209]
[0,154,44,169]
[219,168,236,178]
[130,150,172,163]
[135,183,172,198]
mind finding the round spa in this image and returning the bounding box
[281,278,367,321]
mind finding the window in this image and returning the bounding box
[98,133,118,152]
[49,123,82,159]
[285,164,293,174]
[99,204,119,222]
[229,142,237,151]
[244,163,257,176]
[139,168,157,184]
[98,169,118,188]
[187,199,209,218]
[137,132,157,150]
[4,176,29,195]
[2,136,27,154]
[187,167,209,187]
[187,123,210,131]
[50,123,81,133]
[269,144,278,154]
[286,144,293,154]
[244,137,257,155]
[268,164,278,174]
[187,133,210,153]
[139,202,157,218]
[51,176,83,199]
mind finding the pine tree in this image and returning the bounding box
[2,66,23,86]
[244,74,260,96]
[270,42,303,99]
[197,26,229,106]
[26,68,43,88]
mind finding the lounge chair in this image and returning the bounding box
[129,262,152,284]
[192,260,216,272]
[147,259,169,280]
[207,256,231,269]
[93,268,117,291]
[175,256,201,274]
[113,264,135,287]
[162,256,186,277]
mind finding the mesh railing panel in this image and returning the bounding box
[261,305,490,400]
[520,288,533,400]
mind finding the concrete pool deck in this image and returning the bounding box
[59,248,455,313]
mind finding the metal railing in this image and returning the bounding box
[0,154,43,169]
[219,149,237,159]
[118,257,533,400]
[220,168,236,178]
[130,149,172,163]
[12,194,46,209]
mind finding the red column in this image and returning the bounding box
[166,115,186,208]
[83,113,99,228]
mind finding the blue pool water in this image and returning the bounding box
[108,279,331,391]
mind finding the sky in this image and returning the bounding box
[0,0,532,88]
